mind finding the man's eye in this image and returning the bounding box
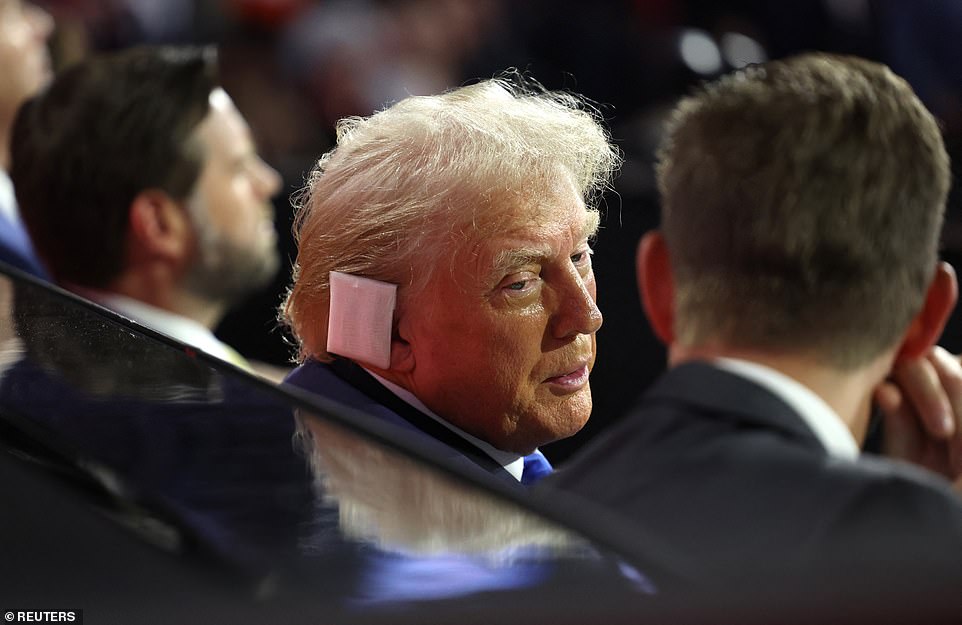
[571,248,594,265]
[500,272,539,295]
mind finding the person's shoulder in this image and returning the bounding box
[544,387,743,507]
[835,454,962,522]
[283,358,336,389]
[804,457,962,608]
[282,358,400,423]
[282,358,376,408]
[556,370,802,481]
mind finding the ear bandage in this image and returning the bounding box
[326,271,397,369]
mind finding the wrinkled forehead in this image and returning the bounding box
[400,169,598,302]
[470,168,594,234]
[463,176,598,268]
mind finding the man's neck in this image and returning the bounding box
[105,270,226,330]
[669,343,894,445]
[0,126,11,172]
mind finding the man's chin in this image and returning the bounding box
[556,390,593,437]
[525,404,592,451]
[251,250,282,288]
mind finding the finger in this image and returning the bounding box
[890,356,954,440]
[874,382,921,460]
[929,346,962,439]
[875,382,956,475]
[873,381,904,418]
[953,475,962,498]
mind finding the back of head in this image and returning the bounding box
[11,45,217,287]
[282,75,619,361]
[657,53,950,368]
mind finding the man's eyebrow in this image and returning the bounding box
[491,247,551,274]
[584,211,601,239]
[490,217,599,274]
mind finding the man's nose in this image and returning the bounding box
[551,271,603,340]
[253,157,282,199]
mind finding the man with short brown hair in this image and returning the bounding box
[12,46,282,370]
[550,53,962,619]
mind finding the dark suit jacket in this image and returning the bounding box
[0,356,315,571]
[284,359,526,486]
[547,362,962,620]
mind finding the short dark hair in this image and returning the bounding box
[11,45,218,287]
[657,53,950,368]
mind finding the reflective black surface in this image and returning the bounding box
[0,264,670,624]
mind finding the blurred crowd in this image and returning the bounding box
[26,0,962,459]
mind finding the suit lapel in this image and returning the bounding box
[327,359,513,479]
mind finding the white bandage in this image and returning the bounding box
[326,271,397,369]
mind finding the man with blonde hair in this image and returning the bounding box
[549,54,962,616]
[281,77,619,485]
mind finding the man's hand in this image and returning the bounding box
[874,346,962,480]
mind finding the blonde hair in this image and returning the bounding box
[282,77,620,361]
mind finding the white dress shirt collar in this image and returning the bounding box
[0,169,19,224]
[713,357,859,461]
[364,369,525,481]
[80,290,243,367]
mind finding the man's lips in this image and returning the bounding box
[543,364,590,389]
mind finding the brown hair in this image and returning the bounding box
[12,46,218,287]
[657,53,950,368]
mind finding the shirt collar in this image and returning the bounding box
[0,169,19,224]
[364,369,525,481]
[713,357,859,461]
[79,290,242,367]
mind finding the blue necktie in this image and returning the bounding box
[0,212,47,277]
[521,450,553,485]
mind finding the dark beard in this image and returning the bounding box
[183,235,281,305]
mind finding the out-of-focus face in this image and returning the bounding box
[400,176,603,455]
[0,0,52,125]
[184,88,282,302]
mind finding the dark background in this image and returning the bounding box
[35,0,962,462]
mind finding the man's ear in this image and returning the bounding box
[637,230,675,345]
[387,308,416,373]
[895,261,958,363]
[127,190,192,264]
